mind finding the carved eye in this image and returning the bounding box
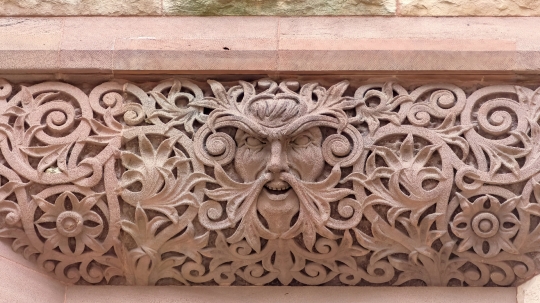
[292,135,310,146]
[246,137,264,147]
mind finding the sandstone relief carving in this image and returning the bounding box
[0,78,540,286]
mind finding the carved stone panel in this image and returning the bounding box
[0,78,540,286]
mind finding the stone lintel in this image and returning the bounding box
[1,16,540,74]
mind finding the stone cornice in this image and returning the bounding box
[2,17,540,74]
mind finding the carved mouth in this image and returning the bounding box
[263,181,292,200]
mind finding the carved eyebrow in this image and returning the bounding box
[234,129,268,145]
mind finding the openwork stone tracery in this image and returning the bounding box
[1,78,540,286]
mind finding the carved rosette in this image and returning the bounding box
[1,78,540,286]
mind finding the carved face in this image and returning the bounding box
[234,127,324,182]
[234,127,325,232]
[196,80,362,247]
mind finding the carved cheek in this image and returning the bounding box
[288,143,324,182]
[234,145,269,182]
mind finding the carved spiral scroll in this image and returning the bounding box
[193,125,237,166]
[322,125,362,167]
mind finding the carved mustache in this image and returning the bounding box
[264,180,291,192]
[259,172,302,196]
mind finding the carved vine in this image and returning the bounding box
[1,78,540,286]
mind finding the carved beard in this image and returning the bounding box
[230,127,332,237]
[237,172,307,236]
[256,173,300,234]
[241,169,338,237]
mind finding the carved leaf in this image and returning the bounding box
[477,131,531,176]
[205,165,263,224]
[433,113,473,160]
[121,206,169,248]
[20,143,72,173]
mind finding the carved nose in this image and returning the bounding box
[267,140,288,174]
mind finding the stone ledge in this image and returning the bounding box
[66,286,516,303]
[0,273,519,303]
[2,17,540,73]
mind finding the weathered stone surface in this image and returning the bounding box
[163,0,395,15]
[1,0,540,16]
[0,0,161,16]
[400,0,540,16]
[518,274,540,303]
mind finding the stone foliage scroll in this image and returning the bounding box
[1,78,540,286]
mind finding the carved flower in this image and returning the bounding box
[348,134,446,225]
[352,82,412,135]
[34,192,104,255]
[148,79,207,134]
[451,193,520,258]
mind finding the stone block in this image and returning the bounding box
[399,0,540,16]
[518,275,540,303]
[163,0,396,16]
[0,18,62,71]
[0,239,39,271]
[0,256,65,303]
[113,37,278,71]
[0,0,161,16]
